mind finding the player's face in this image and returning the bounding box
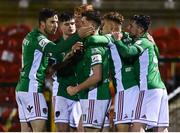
[101,19,113,35]
[44,15,58,35]
[81,16,92,27]
[60,19,76,36]
[127,20,142,38]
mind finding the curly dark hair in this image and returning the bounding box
[131,14,151,32]
[103,12,124,24]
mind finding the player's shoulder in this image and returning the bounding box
[87,46,104,56]
[135,37,153,47]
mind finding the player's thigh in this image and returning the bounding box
[30,119,46,132]
[20,122,32,132]
[56,122,69,132]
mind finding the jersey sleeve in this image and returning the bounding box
[114,40,143,58]
[84,34,114,47]
[88,47,103,66]
[37,33,81,54]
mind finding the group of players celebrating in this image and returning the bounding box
[15,4,169,132]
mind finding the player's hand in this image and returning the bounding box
[72,42,84,53]
[78,26,95,38]
[67,86,79,96]
[112,32,123,41]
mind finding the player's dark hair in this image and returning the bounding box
[82,11,101,28]
[38,8,57,24]
[131,14,151,32]
[103,12,124,25]
[58,12,74,22]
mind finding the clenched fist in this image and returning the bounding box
[67,86,79,96]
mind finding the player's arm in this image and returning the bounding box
[39,26,94,53]
[114,40,143,58]
[67,48,103,96]
[67,64,102,96]
[44,33,82,53]
[84,34,114,47]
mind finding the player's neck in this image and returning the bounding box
[39,28,48,37]
[63,34,70,40]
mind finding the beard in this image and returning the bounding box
[44,27,57,35]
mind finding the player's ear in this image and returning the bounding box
[39,21,46,29]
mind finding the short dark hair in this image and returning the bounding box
[103,12,124,25]
[82,11,101,28]
[38,8,57,24]
[59,12,74,22]
[131,14,151,32]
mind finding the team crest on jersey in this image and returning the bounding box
[135,40,142,45]
[43,108,47,114]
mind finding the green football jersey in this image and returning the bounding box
[114,32,166,90]
[75,46,111,100]
[16,29,81,93]
[53,37,79,101]
[85,33,138,91]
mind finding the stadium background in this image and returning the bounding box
[0,0,180,131]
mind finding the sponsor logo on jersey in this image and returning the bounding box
[125,67,132,72]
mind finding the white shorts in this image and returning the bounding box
[16,92,48,122]
[133,89,169,127]
[54,96,82,128]
[80,99,110,128]
[113,86,139,124]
